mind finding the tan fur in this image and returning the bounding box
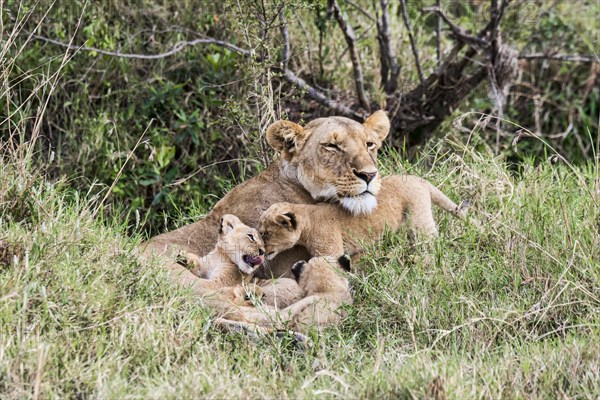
[218,285,265,307]
[140,112,390,318]
[183,214,265,288]
[247,256,353,331]
[256,277,303,309]
[259,175,468,260]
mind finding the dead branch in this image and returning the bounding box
[422,7,490,49]
[278,12,364,120]
[376,0,400,94]
[346,0,375,22]
[283,70,365,120]
[435,0,441,66]
[518,53,599,63]
[328,0,370,111]
[29,33,252,59]
[400,0,424,85]
[279,10,290,69]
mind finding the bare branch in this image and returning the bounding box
[435,0,441,66]
[400,0,424,85]
[422,7,489,49]
[518,53,599,63]
[346,0,375,22]
[329,0,370,111]
[29,33,252,59]
[283,69,365,120]
[278,10,364,120]
[376,0,400,94]
[279,10,290,69]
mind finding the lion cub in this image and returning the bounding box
[183,214,303,308]
[259,175,468,259]
[184,214,266,286]
[275,255,353,331]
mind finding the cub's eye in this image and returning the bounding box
[367,142,376,150]
[247,234,255,242]
[323,143,340,151]
[244,294,251,301]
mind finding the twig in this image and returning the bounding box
[435,0,441,66]
[422,6,489,49]
[279,10,290,69]
[346,0,375,21]
[329,0,370,111]
[29,33,252,59]
[400,0,424,85]
[283,69,365,120]
[518,53,599,63]
[376,0,399,94]
[277,11,364,120]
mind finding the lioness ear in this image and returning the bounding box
[363,110,390,142]
[266,120,309,161]
[274,211,297,231]
[220,214,241,235]
[337,254,351,272]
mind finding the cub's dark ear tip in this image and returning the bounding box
[338,254,351,272]
[291,260,307,281]
[291,260,306,272]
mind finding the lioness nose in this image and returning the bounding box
[353,170,377,183]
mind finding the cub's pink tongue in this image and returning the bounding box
[244,255,263,266]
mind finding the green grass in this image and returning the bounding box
[1,136,599,399]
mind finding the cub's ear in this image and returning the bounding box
[220,214,241,235]
[291,260,307,282]
[266,120,309,161]
[274,211,297,231]
[363,110,390,142]
[337,254,351,272]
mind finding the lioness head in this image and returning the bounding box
[290,255,351,296]
[267,111,390,215]
[258,202,301,259]
[218,214,266,274]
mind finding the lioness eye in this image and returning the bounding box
[367,142,376,149]
[247,234,255,241]
[324,143,340,151]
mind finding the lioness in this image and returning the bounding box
[141,111,390,317]
[259,175,468,260]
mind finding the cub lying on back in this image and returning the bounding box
[241,255,353,331]
[259,175,468,259]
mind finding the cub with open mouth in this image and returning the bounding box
[181,214,266,286]
[180,214,303,309]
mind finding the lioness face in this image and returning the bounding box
[267,111,390,215]
[218,214,266,274]
[291,255,351,296]
[258,203,301,259]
